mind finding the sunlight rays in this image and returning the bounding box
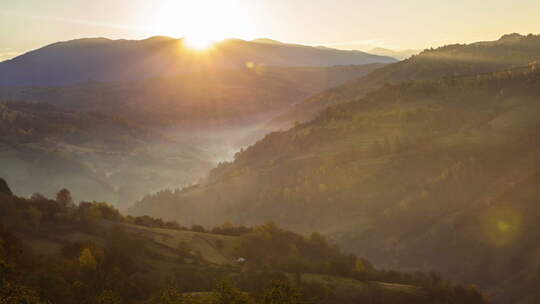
[146,0,257,50]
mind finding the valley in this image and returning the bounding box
[0,50,385,206]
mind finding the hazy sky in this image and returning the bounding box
[1,0,540,60]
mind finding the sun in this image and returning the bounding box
[182,24,228,50]
[146,0,257,49]
[184,36,216,50]
[182,28,227,50]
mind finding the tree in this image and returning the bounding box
[0,282,45,304]
[151,285,195,304]
[79,248,97,271]
[191,225,206,233]
[213,279,249,304]
[56,188,74,209]
[0,178,12,196]
[26,207,43,231]
[78,202,103,224]
[261,280,300,304]
[0,227,45,304]
[158,286,183,304]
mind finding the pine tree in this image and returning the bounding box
[0,178,12,196]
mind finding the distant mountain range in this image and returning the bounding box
[368,47,420,60]
[0,37,396,87]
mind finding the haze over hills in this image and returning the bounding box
[0,64,385,126]
[0,41,386,206]
[368,48,420,60]
[4,0,540,302]
[129,54,540,303]
[2,30,540,304]
[272,33,540,129]
[0,37,395,87]
[0,101,215,206]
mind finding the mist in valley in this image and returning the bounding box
[0,99,296,208]
[0,57,381,208]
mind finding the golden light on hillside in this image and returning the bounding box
[147,0,257,49]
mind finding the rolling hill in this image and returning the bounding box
[0,37,395,87]
[0,184,486,304]
[129,63,540,303]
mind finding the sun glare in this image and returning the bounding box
[147,0,256,50]
[184,36,216,50]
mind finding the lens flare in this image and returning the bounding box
[481,206,522,247]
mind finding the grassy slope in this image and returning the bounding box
[15,220,421,298]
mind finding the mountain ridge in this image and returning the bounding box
[270,33,540,129]
[0,37,396,87]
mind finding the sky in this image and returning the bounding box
[1,0,540,61]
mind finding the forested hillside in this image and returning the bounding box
[130,63,540,303]
[0,181,486,304]
[273,33,540,129]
